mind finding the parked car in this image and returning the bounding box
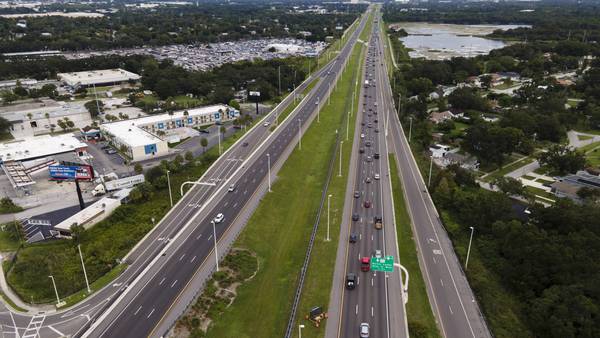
[228,184,236,192]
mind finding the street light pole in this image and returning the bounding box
[346,111,350,141]
[166,170,173,207]
[299,324,305,338]
[212,220,219,272]
[338,141,343,177]
[326,194,332,241]
[428,155,433,188]
[465,226,475,270]
[267,153,271,192]
[78,244,91,293]
[48,275,63,307]
[218,125,222,155]
[298,119,302,150]
[408,116,413,142]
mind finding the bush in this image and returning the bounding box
[0,198,23,214]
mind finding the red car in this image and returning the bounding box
[361,257,370,272]
[364,200,371,208]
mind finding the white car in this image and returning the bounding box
[360,133,365,139]
[213,213,224,224]
[374,249,382,259]
[374,173,380,180]
[360,323,370,338]
[228,184,235,192]
[263,122,270,127]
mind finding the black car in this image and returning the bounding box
[374,153,380,159]
[346,273,357,289]
[365,141,372,147]
[349,233,358,243]
[352,213,360,221]
[199,129,210,134]
[242,142,249,147]
[359,147,365,154]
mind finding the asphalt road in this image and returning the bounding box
[81,12,371,338]
[377,14,493,338]
[0,31,347,338]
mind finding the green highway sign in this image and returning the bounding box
[370,256,394,272]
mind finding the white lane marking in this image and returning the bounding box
[359,233,362,240]
[432,256,437,264]
[134,306,142,315]
[147,308,155,318]
[48,326,64,336]
[449,305,454,314]
[159,277,165,285]
[196,234,202,240]
[356,304,359,315]
[190,255,197,263]
[441,279,444,287]
[371,306,374,317]
[223,201,229,207]
[358,252,361,260]
[233,202,238,208]
[371,278,374,286]
[371,234,374,241]
[357,276,360,285]
[207,234,213,241]
[171,280,178,288]
[179,253,185,261]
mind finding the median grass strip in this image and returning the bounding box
[389,155,441,338]
[292,43,365,338]
[205,35,367,338]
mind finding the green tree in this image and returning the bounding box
[228,99,240,110]
[200,137,208,153]
[0,197,23,214]
[134,163,143,174]
[185,151,194,161]
[493,176,525,196]
[537,145,586,175]
[84,100,104,118]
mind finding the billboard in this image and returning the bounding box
[49,165,94,181]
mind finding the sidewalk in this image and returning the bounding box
[0,255,55,313]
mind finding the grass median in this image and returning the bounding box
[205,33,367,338]
[389,155,440,338]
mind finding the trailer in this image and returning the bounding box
[92,174,145,196]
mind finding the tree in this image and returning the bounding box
[84,100,104,118]
[537,145,586,175]
[480,75,493,89]
[0,116,12,134]
[200,137,208,153]
[64,118,74,129]
[493,176,525,196]
[134,163,143,174]
[228,99,240,110]
[0,197,23,214]
[13,86,28,97]
[576,187,600,204]
[185,151,194,161]
[448,87,490,111]
[57,119,67,131]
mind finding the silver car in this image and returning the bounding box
[360,323,370,337]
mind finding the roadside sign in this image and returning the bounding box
[370,255,394,272]
[49,164,94,181]
[249,91,261,97]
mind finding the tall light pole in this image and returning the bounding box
[166,170,173,207]
[346,111,350,141]
[48,275,64,307]
[278,65,281,96]
[338,141,343,177]
[298,119,302,150]
[267,153,271,192]
[212,220,219,272]
[465,226,475,270]
[408,116,413,142]
[218,125,222,155]
[78,244,91,293]
[326,194,332,241]
[299,324,305,338]
[428,155,433,188]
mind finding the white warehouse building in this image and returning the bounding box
[58,68,141,87]
[100,104,239,162]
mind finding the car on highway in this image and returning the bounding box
[105,148,117,154]
[374,216,383,230]
[360,323,370,338]
[359,147,365,153]
[213,213,225,224]
[365,141,372,147]
[360,257,370,272]
[349,233,358,243]
[374,173,380,180]
[352,213,360,221]
[363,200,371,208]
[374,249,382,259]
[360,133,365,139]
[365,177,372,183]
[242,142,249,147]
[263,122,270,127]
[346,273,357,289]
[374,153,380,159]
[366,156,372,162]
[374,128,379,133]
[228,184,236,192]
[354,191,360,198]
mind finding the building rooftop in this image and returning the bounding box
[58,68,141,86]
[0,99,88,123]
[53,196,121,232]
[0,133,87,163]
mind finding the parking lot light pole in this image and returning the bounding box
[299,324,305,338]
[465,226,475,270]
[267,153,271,192]
[166,170,173,207]
[78,244,91,293]
[211,220,219,272]
[326,194,332,241]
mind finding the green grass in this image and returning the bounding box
[580,140,600,153]
[521,175,535,181]
[58,264,127,308]
[292,41,365,338]
[536,178,555,185]
[389,155,440,338]
[0,228,21,252]
[524,186,556,203]
[577,134,593,141]
[276,77,319,124]
[587,148,600,167]
[481,156,535,183]
[206,29,368,338]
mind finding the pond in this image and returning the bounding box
[394,22,529,60]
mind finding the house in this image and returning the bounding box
[429,110,456,124]
[443,152,480,170]
[482,115,500,123]
[550,170,600,203]
[429,144,451,158]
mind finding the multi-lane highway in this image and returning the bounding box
[374,11,493,338]
[0,14,369,338]
[330,10,409,338]
[81,10,371,338]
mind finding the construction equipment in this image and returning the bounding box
[305,306,328,328]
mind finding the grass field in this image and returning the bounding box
[206,24,369,338]
[389,155,440,338]
[0,227,20,252]
[481,156,535,183]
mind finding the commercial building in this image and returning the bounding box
[0,98,92,138]
[551,170,600,203]
[0,133,87,164]
[58,68,141,87]
[53,196,121,237]
[100,104,239,162]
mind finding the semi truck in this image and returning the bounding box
[91,174,145,196]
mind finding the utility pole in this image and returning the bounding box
[48,275,64,307]
[326,194,332,241]
[78,244,91,294]
[278,65,281,96]
[166,170,173,207]
[267,153,271,192]
[465,227,475,270]
[338,141,343,177]
[212,220,219,272]
[218,125,222,155]
[428,155,433,188]
[346,111,350,141]
[408,116,413,142]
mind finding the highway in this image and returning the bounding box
[375,11,493,338]
[81,10,371,338]
[330,9,409,338]
[0,15,368,338]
